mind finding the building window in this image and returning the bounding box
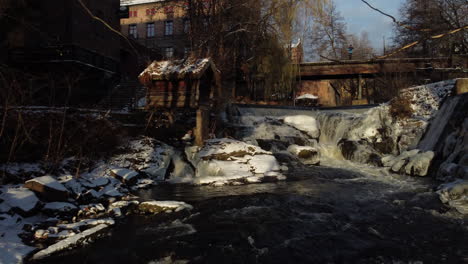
[165,47,174,58]
[129,10,138,17]
[146,23,155,38]
[183,19,190,34]
[146,9,150,15]
[129,24,137,39]
[165,20,173,36]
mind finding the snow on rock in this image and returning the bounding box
[25,175,69,201]
[287,145,321,165]
[0,187,40,216]
[247,155,280,174]
[242,118,318,151]
[383,150,420,168]
[31,223,112,260]
[195,160,254,184]
[404,151,435,177]
[58,218,115,232]
[283,115,320,139]
[401,79,456,120]
[196,138,271,162]
[437,180,468,214]
[138,201,193,214]
[179,139,285,185]
[110,137,175,180]
[110,168,140,185]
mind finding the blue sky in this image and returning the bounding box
[334,0,405,51]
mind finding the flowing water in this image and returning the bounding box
[41,107,468,264]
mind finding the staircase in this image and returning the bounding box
[98,79,146,111]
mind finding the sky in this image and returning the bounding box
[334,0,405,52]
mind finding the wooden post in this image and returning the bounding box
[358,74,363,100]
[195,106,209,146]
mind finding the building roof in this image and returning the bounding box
[120,0,165,6]
[139,57,219,82]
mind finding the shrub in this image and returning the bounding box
[389,95,414,120]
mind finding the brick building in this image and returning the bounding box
[120,0,190,59]
[1,0,122,105]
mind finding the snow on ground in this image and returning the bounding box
[0,214,44,264]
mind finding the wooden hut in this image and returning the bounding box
[139,58,221,109]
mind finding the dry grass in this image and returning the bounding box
[389,94,414,120]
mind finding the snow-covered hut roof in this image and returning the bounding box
[139,58,219,82]
[120,0,164,6]
[296,94,318,100]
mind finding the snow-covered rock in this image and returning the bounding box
[404,151,435,177]
[287,145,320,165]
[110,168,140,185]
[110,137,175,180]
[25,175,69,201]
[58,218,115,232]
[31,223,112,260]
[248,155,281,174]
[180,139,285,185]
[0,187,40,216]
[437,180,468,214]
[138,201,193,214]
[283,115,320,139]
[197,138,271,162]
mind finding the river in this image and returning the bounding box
[40,158,468,264]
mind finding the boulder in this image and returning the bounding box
[283,115,320,139]
[110,137,174,180]
[24,176,69,201]
[43,202,78,216]
[404,151,435,177]
[0,187,40,216]
[110,168,139,185]
[197,138,270,161]
[437,180,468,214]
[287,145,320,165]
[137,201,193,214]
[247,155,281,174]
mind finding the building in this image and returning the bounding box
[120,0,190,60]
[1,0,122,106]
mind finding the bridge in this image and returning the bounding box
[295,57,467,107]
[298,57,461,80]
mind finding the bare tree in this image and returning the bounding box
[394,0,468,57]
[309,0,347,60]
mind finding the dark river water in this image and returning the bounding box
[39,163,468,264]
